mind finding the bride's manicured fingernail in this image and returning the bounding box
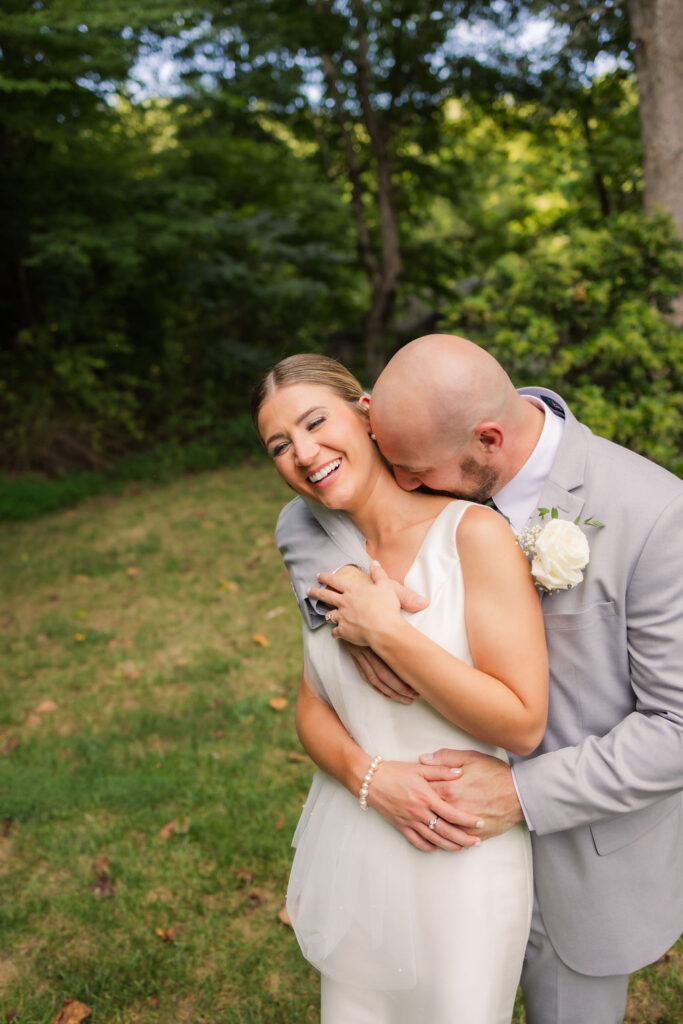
[450,768,462,776]
[420,753,435,762]
[475,820,484,829]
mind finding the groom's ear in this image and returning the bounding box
[476,422,504,453]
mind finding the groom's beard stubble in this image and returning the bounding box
[414,456,500,506]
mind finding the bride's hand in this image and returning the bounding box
[367,761,484,853]
[309,562,412,647]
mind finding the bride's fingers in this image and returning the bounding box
[429,818,482,849]
[418,764,463,782]
[430,794,484,833]
[316,571,346,591]
[414,821,465,852]
[307,584,341,607]
[401,826,439,853]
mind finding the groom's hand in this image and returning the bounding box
[348,647,419,704]
[421,749,524,841]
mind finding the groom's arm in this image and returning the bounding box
[430,491,683,838]
[512,491,683,836]
[276,498,357,629]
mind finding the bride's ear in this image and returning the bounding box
[358,393,371,422]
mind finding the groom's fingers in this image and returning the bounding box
[350,648,418,703]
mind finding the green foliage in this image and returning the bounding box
[446,211,683,474]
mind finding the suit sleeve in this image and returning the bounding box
[276,498,369,629]
[513,492,683,836]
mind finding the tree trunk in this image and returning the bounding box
[628,0,683,322]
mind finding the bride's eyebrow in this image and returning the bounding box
[265,406,327,448]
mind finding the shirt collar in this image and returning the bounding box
[493,398,565,533]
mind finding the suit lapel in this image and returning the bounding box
[518,387,589,529]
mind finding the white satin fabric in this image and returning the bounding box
[288,501,533,1023]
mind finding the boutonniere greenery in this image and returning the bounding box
[518,508,605,595]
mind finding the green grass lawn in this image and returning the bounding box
[0,461,680,1023]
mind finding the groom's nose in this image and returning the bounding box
[393,466,422,491]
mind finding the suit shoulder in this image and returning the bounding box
[275,497,317,552]
[583,430,682,528]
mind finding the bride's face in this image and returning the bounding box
[257,383,381,510]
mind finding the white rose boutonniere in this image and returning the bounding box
[518,508,605,594]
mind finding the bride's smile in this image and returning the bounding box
[257,382,382,511]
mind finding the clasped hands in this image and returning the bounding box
[308,564,524,849]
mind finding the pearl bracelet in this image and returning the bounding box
[358,754,384,810]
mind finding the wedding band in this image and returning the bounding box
[428,817,438,830]
[325,611,334,623]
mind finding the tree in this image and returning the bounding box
[187,0,518,378]
[531,0,683,320]
[627,0,683,322]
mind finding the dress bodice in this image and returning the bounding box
[303,499,509,765]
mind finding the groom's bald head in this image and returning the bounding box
[370,334,538,498]
[372,334,514,451]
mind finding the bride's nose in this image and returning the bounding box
[293,435,320,466]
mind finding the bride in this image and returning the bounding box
[252,354,548,1023]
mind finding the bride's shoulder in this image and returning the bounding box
[455,502,515,549]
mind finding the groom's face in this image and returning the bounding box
[391,448,500,503]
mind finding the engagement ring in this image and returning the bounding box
[428,817,438,830]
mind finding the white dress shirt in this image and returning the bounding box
[493,398,565,533]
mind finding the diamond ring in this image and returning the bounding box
[428,817,438,831]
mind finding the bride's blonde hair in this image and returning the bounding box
[251,354,366,434]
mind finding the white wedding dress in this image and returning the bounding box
[287,501,533,1024]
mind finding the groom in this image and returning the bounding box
[276,334,683,1024]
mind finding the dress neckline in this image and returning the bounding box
[366,499,467,586]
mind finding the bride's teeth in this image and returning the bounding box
[309,459,341,483]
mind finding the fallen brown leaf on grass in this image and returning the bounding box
[125,566,141,578]
[1,736,19,755]
[155,927,177,942]
[24,714,42,728]
[273,816,287,831]
[234,867,254,885]
[74,633,85,643]
[2,818,14,837]
[34,699,57,714]
[265,606,286,619]
[252,632,270,648]
[158,816,191,840]
[53,1000,92,1024]
[219,578,240,592]
[93,870,115,899]
[278,905,292,927]
[269,697,288,711]
[287,751,309,763]
[247,888,269,909]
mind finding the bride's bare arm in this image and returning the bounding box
[309,507,549,757]
[295,677,484,851]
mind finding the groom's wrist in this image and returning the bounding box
[510,765,535,831]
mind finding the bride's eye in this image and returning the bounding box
[271,440,290,457]
[307,416,325,431]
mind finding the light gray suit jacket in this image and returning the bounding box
[275,388,683,976]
